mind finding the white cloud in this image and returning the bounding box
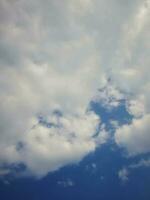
[0,0,149,177]
[20,112,101,177]
[0,111,104,177]
[126,98,145,118]
[118,168,129,182]
[115,114,150,156]
[111,0,150,115]
[129,158,150,169]
[113,2,150,155]
[0,0,108,177]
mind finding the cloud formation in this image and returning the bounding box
[0,0,149,177]
[115,114,150,156]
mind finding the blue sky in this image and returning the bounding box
[0,0,150,199]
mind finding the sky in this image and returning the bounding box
[0,0,150,199]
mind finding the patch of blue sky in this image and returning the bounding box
[90,98,133,133]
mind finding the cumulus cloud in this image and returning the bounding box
[19,112,101,177]
[0,0,108,177]
[0,0,149,177]
[115,114,150,156]
[112,0,150,157]
[126,99,145,118]
[111,0,150,113]
[0,110,103,177]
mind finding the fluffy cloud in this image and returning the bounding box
[111,0,150,114]
[0,0,108,177]
[112,0,150,157]
[0,111,103,177]
[115,114,150,156]
[0,0,149,177]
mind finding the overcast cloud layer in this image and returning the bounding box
[0,0,149,177]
